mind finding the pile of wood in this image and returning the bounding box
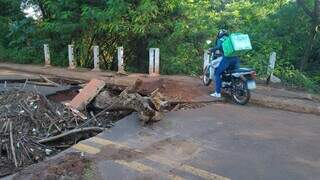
[0,79,167,174]
[0,90,107,171]
[92,79,168,124]
[70,79,168,124]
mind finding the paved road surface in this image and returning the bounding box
[64,103,320,180]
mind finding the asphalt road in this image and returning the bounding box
[60,103,320,180]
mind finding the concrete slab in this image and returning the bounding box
[69,79,106,110]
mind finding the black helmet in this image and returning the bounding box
[217,29,228,39]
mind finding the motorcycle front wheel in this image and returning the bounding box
[203,66,212,86]
[231,79,251,105]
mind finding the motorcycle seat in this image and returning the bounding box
[231,68,254,73]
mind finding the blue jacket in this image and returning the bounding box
[210,36,225,57]
[211,37,224,52]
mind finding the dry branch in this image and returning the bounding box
[38,127,105,144]
[0,90,114,170]
[39,75,61,87]
[9,122,18,168]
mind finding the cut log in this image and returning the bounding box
[93,79,167,123]
[150,88,169,111]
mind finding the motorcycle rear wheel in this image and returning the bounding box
[231,79,251,105]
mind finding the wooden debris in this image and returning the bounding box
[0,90,119,172]
[9,122,18,168]
[92,91,112,109]
[150,88,168,111]
[38,127,105,144]
[0,78,169,175]
[93,79,168,123]
[27,81,58,87]
[39,75,61,87]
[68,79,106,111]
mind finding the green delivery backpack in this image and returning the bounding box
[222,33,252,57]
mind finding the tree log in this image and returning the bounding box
[93,79,167,123]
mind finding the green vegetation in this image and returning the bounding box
[0,0,319,91]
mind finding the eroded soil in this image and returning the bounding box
[12,153,90,180]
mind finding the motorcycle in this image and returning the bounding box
[203,51,256,105]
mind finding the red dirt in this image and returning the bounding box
[1,62,317,114]
[140,76,211,102]
[12,153,90,180]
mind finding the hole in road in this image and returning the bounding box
[0,79,131,177]
[0,78,208,177]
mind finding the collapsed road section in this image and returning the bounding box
[0,78,168,177]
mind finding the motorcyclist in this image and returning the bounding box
[210,29,240,98]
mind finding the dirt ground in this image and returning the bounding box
[140,76,211,102]
[11,153,91,180]
[1,63,319,104]
[1,63,319,116]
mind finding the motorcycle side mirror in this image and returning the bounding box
[206,40,212,45]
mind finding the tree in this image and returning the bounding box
[297,0,320,71]
[0,0,319,89]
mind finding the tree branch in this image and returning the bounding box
[38,127,105,144]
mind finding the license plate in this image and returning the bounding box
[247,80,256,90]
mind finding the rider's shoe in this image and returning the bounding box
[210,92,221,98]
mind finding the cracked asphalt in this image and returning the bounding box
[13,103,319,180]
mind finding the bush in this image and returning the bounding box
[275,64,319,93]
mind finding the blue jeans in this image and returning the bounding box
[214,56,240,94]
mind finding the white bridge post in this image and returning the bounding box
[267,52,281,84]
[149,48,160,75]
[117,47,125,73]
[268,52,276,76]
[68,45,76,70]
[44,44,51,67]
[92,46,100,71]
